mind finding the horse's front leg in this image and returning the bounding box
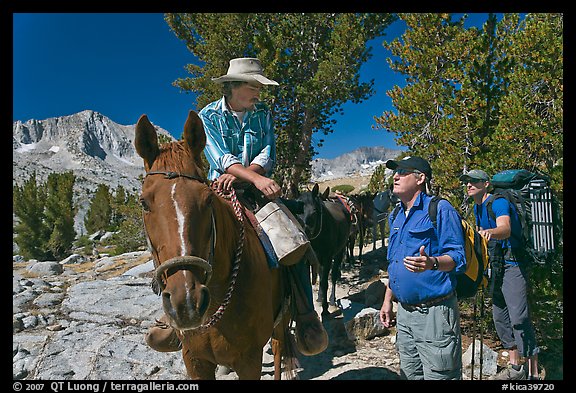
[329,250,344,309]
[181,347,217,380]
[358,224,364,262]
[232,347,264,380]
[318,259,330,316]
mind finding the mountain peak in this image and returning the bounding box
[312,146,401,182]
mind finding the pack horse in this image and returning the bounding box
[135,110,293,380]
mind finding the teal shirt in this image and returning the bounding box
[199,97,276,181]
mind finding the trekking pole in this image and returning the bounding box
[471,291,478,380]
[479,287,485,380]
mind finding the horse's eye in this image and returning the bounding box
[140,197,150,212]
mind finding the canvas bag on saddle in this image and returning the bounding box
[255,200,312,266]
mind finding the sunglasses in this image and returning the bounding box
[394,168,422,176]
[463,178,486,184]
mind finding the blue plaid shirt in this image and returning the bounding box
[387,192,466,304]
[198,97,276,181]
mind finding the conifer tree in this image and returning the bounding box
[111,185,127,230]
[165,12,396,197]
[44,172,76,259]
[112,192,146,254]
[13,172,50,260]
[375,13,562,205]
[84,184,113,234]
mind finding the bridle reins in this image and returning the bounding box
[143,170,245,330]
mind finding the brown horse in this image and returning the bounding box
[135,110,293,380]
[347,193,376,263]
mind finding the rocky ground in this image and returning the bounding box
[13,241,560,381]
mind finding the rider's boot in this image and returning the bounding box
[289,260,329,356]
[145,314,182,352]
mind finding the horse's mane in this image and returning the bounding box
[156,141,205,176]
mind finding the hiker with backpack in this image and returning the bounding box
[461,169,540,380]
[379,156,466,380]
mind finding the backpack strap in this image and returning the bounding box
[390,203,401,224]
[485,194,498,226]
[428,196,443,228]
[390,196,443,228]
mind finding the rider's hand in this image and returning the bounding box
[214,174,237,192]
[253,176,281,200]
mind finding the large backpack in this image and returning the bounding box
[487,169,562,265]
[391,197,489,299]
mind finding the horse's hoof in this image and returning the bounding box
[295,312,329,356]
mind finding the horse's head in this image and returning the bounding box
[135,110,214,331]
[354,193,376,227]
[295,184,326,240]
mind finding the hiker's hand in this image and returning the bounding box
[380,299,396,327]
[404,245,430,273]
[479,229,493,241]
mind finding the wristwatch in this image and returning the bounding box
[431,257,439,271]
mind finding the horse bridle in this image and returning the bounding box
[142,170,245,329]
[144,171,215,289]
[307,195,324,240]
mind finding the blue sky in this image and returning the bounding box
[13,13,494,159]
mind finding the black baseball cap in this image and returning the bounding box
[386,156,432,179]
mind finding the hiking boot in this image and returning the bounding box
[491,364,527,380]
[145,315,182,352]
[294,311,329,356]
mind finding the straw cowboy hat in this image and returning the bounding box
[212,57,279,86]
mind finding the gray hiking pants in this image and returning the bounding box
[492,263,540,357]
[396,295,462,380]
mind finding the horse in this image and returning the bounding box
[134,110,294,380]
[349,193,376,263]
[333,193,374,264]
[371,186,398,251]
[295,184,351,316]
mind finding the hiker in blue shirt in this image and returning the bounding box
[461,169,540,380]
[379,156,466,380]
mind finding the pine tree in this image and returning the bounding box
[374,13,562,205]
[111,185,127,230]
[112,192,146,254]
[165,13,396,197]
[44,172,76,259]
[13,172,50,260]
[84,184,113,234]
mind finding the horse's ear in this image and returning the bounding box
[321,187,330,200]
[182,110,206,157]
[135,114,160,170]
[312,183,319,197]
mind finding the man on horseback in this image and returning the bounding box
[145,57,328,357]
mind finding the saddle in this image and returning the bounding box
[332,194,358,225]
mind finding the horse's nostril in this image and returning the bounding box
[162,292,171,309]
[197,287,210,315]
